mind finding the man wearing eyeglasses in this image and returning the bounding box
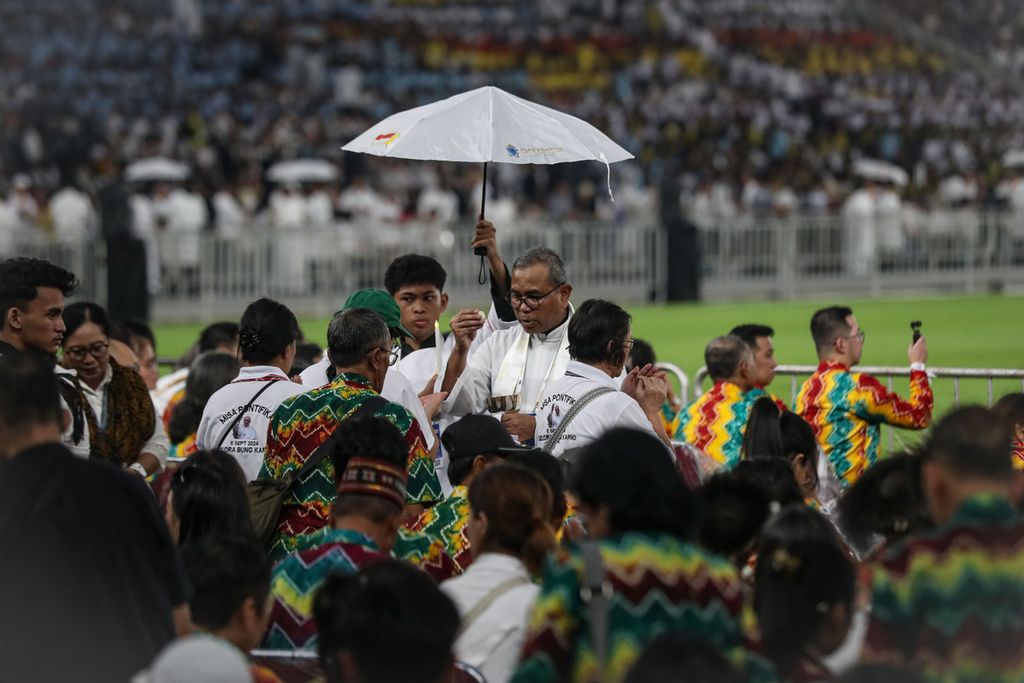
[440,245,578,444]
[795,305,932,489]
[262,307,441,561]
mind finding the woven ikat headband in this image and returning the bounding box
[338,457,408,508]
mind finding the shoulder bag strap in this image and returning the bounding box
[580,541,611,683]
[546,386,617,451]
[455,576,531,639]
[215,380,283,450]
[294,395,389,482]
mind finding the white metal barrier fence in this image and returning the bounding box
[696,211,1024,300]
[149,220,665,320]
[692,365,1024,405]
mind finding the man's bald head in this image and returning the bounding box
[705,335,753,385]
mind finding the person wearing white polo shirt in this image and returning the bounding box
[196,299,307,481]
[534,299,671,457]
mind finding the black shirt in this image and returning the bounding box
[0,444,185,682]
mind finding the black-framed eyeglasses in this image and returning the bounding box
[64,340,110,362]
[366,342,400,367]
[508,284,562,310]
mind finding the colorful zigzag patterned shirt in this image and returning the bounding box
[795,361,932,488]
[408,484,472,574]
[1012,440,1024,471]
[393,527,458,583]
[263,528,390,650]
[865,494,1024,683]
[673,381,766,469]
[510,531,773,683]
[260,373,441,561]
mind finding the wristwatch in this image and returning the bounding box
[128,462,148,478]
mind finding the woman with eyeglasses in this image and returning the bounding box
[61,302,168,477]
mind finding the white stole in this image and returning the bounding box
[492,324,571,414]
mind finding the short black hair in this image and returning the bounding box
[199,322,240,353]
[729,323,774,349]
[62,301,112,341]
[290,341,323,377]
[314,560,459,683]
[572,428,698,539]
[327,308,389,368]
[179,535,272,631]
[698,470,773,561]
[993,393,1024,429]
[923,405,1012,480]
[624,633,742,683]
[238,298,299,364]
[503,447,568,526]
[328,416,408,521]
[567,299,631,366]
[111,319,157,354]
[0,257,78,323]
[810,306,853,353]
[627,338,656,371]
[0,352,64,430]
[704,335,750,382]
[384,254,447,295]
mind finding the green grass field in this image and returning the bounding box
[155,293,1024,447]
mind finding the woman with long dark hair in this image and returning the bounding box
[196,298,307,480]
[165,449,255,547]
[61,301,167,476]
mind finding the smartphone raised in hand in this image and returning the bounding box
[910,320,922,343]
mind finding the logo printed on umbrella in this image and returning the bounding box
[506,144,562,158]
[375,133,400,147]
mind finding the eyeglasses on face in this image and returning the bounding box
[366,341,400,367]
[843,330,866,343]
[508,284,562,310]
[64,340,109,362]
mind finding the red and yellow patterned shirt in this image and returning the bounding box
[795,361,932,488]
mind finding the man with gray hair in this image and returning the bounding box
[673,334,763,468]
[440,246,576,443]
[260,308,441,560]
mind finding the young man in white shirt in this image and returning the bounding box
[534,299,672,457]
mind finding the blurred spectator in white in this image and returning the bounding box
[7,175,39,230]
[131,190,162,297]
[417,179,459,223]
[876,185,905,263]
[50,185,98,244]
[843,180,877,276]
[336,176,383,223]
[305,184,335,229]
[212,183,247,240]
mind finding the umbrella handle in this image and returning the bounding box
[474,161,488,257]
[475,161,488,284]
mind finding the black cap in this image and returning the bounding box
[441,415,520,462]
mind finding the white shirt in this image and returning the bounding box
[443,312,572,419]
[79,364,169,466]
[50,187,96,243]
[534,361,656,457]
[195,366,308,481]
[299,357,436,449]
[441,554,539,683]
[151,366,188,416]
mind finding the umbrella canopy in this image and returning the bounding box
[266,159,340,184]
[124,157,191,183]
[342,86,633,167]
[853,158,908,187]
[1003,150,1024,169]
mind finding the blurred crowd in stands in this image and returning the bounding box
[3,0,1024,247]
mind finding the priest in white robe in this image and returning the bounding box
[441,246,575,444]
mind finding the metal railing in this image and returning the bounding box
[692,364,1024,406]
[3,210,1024,321]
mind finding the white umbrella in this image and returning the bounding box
[853,158,907,187]
[124,157,191,183]
[267,159,340,184]
[1003,150,1024,169]
[342,85,634,209]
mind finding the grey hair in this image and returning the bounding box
[511,247,568,286]
[327,308,390,368]
[704,334,753,382]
